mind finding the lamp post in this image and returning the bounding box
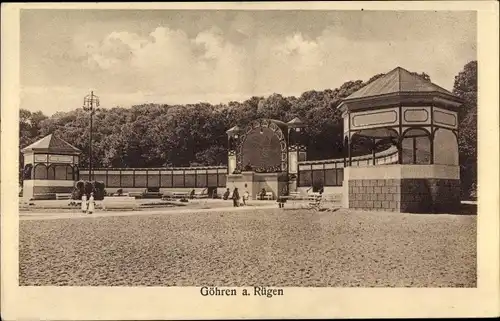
[83,91,99,181]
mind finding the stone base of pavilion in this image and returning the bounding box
[23,180,75,201]
[227,171,288,200]
[342,165,461,213]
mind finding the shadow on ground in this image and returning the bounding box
[456,203,477,215]
[408,202,477,216]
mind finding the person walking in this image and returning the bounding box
[87,192,95,214]
[232,187,240,207]
[81,193,88,213]
[277,185,288,208]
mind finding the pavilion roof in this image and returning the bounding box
[21,134,81,154]
[344,67,454,100]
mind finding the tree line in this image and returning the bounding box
[19,62,477,197]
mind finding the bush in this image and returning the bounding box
[71,180,106,201]
[93,181,105,200]
[71,180,85,200]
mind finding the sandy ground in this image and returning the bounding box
[19,198,279,213]
[19,208,476,287]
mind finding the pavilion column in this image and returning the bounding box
[372,138,376,165]
[397,137,403,164]
[348,138,352,167]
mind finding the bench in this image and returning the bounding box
[195,192,209,199]
[143,192,163,199]
[32,193,56,200]
[162,191,189,200]
[102,196,138,210]
[113,192,130,197]
[264,192,274,200]
[55,193,72,200]
[173,192,189,199]
[128,191,143,198]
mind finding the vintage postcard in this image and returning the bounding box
[1,1,499,320]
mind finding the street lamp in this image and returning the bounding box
[83,91,99,181]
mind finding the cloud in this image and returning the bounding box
[23,15,475,115]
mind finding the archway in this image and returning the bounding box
[401,128,432,165]
[34,163,47,180]
[237,119,288,172]
[433,128,458,165]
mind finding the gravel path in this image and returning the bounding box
[19,209,476,287]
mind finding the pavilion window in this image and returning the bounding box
[415,136,431,164]
[324,169,338,186]
[402,129,431,165]
[47,166,56,180]
[35,164,47,179]
[66,165,74,180]
[312,169,325,189]
[401,138,414,164]
[54,165,67,180]
[298,168,312,187]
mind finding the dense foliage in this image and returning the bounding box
[72,180,106,201]
[453,61,477,198]
[19,63,477,196]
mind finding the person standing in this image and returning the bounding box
[87,192,95,214]
[223,188,230,200]
[243,190,250,206]
[232,188,240,207]
[81,193,88,213]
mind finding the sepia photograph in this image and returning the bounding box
[2,2,499,320]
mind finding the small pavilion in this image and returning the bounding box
[338,67,463,213]
[21,134,81,200]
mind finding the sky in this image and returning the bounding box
[20,9,477,115]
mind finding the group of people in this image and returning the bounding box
[80,192,95,214]
[223,187,250,207]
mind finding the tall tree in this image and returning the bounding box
[453,61,477,198]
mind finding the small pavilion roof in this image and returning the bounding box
[21,134,81,154]
[344,67,454,100]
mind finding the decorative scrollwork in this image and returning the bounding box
[235,119,288,173]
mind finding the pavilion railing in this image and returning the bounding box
[78,166,228,189]
[297,147,399,187]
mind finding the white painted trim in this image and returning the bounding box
[30,180,75,187]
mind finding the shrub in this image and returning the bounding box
[71,180,106,200]
[71,180,85,200]
[93,181,105,200]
